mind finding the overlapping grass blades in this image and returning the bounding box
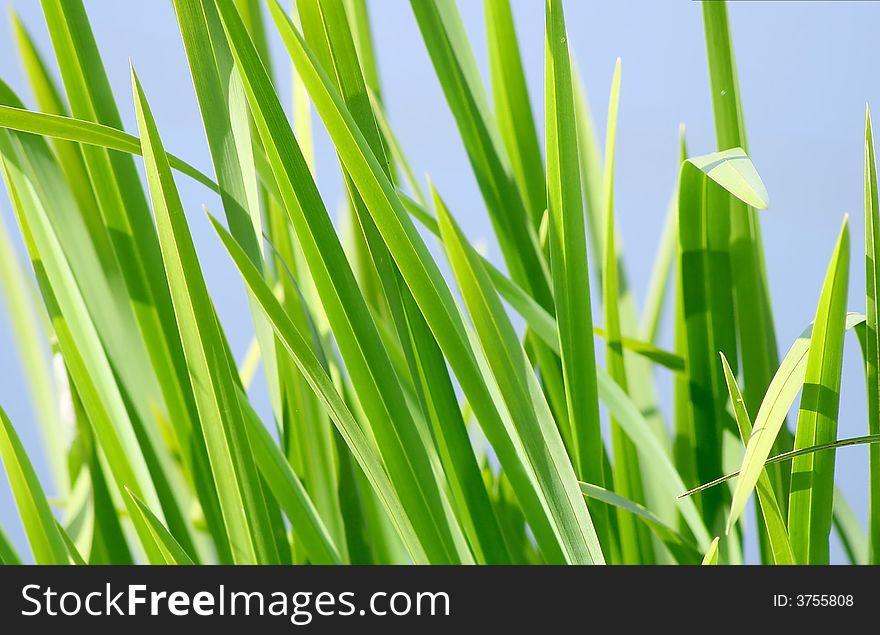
[0,0,873,566]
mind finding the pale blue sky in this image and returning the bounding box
[1,0,878,563]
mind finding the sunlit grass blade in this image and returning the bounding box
[701,536,720,565]
[132,68,283,565]
[0,105,217,191]
[864,105,880,563]
[0,405,69,564]
[787,218,849,564]
[436,189,603,564]
[486,0,545,226]
[599,58,652,564]
[544,0,608,548]
[125,489,195,565]
[679,147,765,526]
[720,353,794,564]
[578,482,701,564]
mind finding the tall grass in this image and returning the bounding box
[0,0,874,565]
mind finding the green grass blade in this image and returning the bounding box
[703,1,785,504]
[679,148,765,526]
[436,190,603,564]
[0,405,69,564]
[486,0,545,226]
[600,58,652,563]
[0,523,22,564]
[578,482,701,564]
[238,393,343,564]
[788,218,850,564]
[701,536,720,565]
[720,353,794,564]
[544,0,608,547]
[132,69,281,565]
[864,105,880,563]
[125,489,196,565]
[0,105,218,191]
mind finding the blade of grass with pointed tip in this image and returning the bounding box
[864,106,880,563]
[436,190,603,564]
[132,69,283,565]
[578,482,701,564]
[544,0,608,553]
[0,405,68,564]
[125,489,195,565]
[788,218,850,564]
[216,1,465,564]
[600,58,652,564]
[486,0,545,227]
[720,353,794,564]
[702,536,720,565]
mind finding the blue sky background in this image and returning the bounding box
[1,0,878,563]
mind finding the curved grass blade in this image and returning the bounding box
[0,105,218,192]
[0,405,68,564]
[684,434,880,498]
[578,482,701,564]
[679,147,766,525]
